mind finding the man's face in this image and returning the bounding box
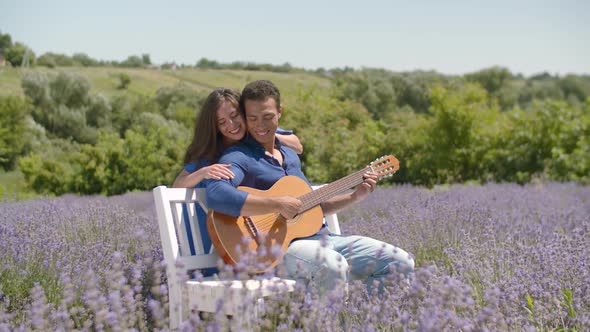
[244,97,281,147]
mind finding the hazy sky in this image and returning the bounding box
[1,0,589,76]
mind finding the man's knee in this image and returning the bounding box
[310,257,349,293]
[399,254,415,274]
[385,247,415,276]
[285,250,349,291]
[320,255,349,280]
[358,243,415,278]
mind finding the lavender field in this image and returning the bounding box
[1,182,589,331]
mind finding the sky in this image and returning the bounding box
[1,0,589,76]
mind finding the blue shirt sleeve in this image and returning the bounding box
[275,127,293,135]
[204,148,250,216]
[184,161,198,173]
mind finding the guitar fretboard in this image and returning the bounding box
[298,166,371,213]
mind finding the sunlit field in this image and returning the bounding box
[1,182,589,330]
[0,67,331,99]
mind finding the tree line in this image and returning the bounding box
[0,31,303,72]
[1,30,589,196]
[1,68,588,197]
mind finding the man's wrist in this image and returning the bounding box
[351,190,364,203]
[268,196,283,212]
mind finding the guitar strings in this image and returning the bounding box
[248,168,370,232]
[246,160,393,232]
[301,168,368,208]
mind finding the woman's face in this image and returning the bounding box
[216,101,246,144]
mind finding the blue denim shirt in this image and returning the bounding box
[204,135,310,217]
[181,128,298,253]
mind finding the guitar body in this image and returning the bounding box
[207,176,324,273]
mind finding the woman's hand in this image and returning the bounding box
[277,133,303,154]
[198,164,235,180]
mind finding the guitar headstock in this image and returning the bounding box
[368,155,399,179]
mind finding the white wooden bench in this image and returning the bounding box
[152,185,340,330]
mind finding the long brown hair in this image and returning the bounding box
[183,88,241,164]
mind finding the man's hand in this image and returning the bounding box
[352,171,378,202]
[273,196,303,220]
[198,164,235,180]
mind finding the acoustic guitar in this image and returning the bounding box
[206,155,399,273]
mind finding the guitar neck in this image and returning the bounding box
[298,167,370,212]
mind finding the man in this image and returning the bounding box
[205,80,414,294]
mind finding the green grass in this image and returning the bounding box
[0,170,42,201]
[0,66,332,99]
[0,67,25,96]
[0,261,62,322]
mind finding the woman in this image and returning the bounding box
[172,88,302,271]
[173,87,302,188]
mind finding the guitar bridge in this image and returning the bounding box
[244,216,259,240]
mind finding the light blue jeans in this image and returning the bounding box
[283,230,415,295]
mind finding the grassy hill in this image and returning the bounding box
[0,66,332,98]
[0,66,334,199]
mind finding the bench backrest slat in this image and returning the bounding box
[171,202,191,256]
[180,202,205,256]
[154,186,214,272]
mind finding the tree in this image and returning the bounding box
[465,66,512,95]
[391,72,435,114]
[22,72,98,144]
[4,42,35,67]
[36,53,57,68]
[117,73,131,89]
[142,53,151,66]
[48,105,98,144]
[72,53,98,67]
[196,58,220,69]
[18,139,80,195]
[153,83,205,122]
[37,52,75,67]
[558,75,590,102]
[120,55,143,67]
[416,84,493,184]
[48,72,91,108]
[0,96,31,170]
[21,72,51,108]
[86,95,112,128]
[0,31,12,51]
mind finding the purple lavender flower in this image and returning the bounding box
[0,184,588,330]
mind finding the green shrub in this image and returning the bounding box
[0,96,32,170]
[116,73,131,89]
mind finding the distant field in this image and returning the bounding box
[0,66,331,98]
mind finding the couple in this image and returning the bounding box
[173,80,414,294]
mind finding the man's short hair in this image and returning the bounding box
[240,80,281,110]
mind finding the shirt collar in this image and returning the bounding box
[243,134,283,154]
